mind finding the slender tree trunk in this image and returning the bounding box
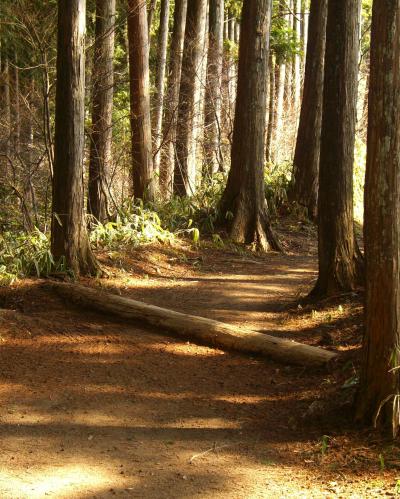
[272,61,285,164]
[3,57,11,161]
[153,0,170,175]
[52,0,98,276]
[159,0,187,198]
[218,0,281,252]
[13,53,20,156]
[203,0,224,177]
[127,0,155,201]
[311,0,362,297]
[265,53,275,163]
[227,13,236,114]
[148,0,157,33]
[292,0,301,112]
[195,5,209,178]
[356,0,400,436]
[289,0,327,219]
[283,1,293,114]
[300,0,309,76]
[88,0,116,222]
[173,0,207,197]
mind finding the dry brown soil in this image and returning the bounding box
[0,228,399,498]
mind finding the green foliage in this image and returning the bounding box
[265,161,292,215]
[90,202,174,250]
[320,435,330,456]
[354,137,366,223]
[270,23,302,64]
[0,229,61,285]
[154,173,227,234]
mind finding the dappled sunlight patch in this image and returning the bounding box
[0,464,125,499]
[1,409,129,426]
[160,342,225,357]
[60,342,132,355]
[160,418,241,430]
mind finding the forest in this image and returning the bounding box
[0,0,400,497]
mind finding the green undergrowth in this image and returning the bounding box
[0,229,58,285]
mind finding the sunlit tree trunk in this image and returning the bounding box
[173,0,207,196]
[153,0,170,174]
[147,0,157,33]
[52,0,99,276]
[289,0,327,219]
[127,0,155,201]
[88,0,116,222]
[356,0,400,437]
[292,0,301,112]
[159,0,187,198]
[3,57,11,161]
[311,0,362,297]
[265,53,275,163]
[13,52,20,156]
[203,0,224,177]
[218,0,281,251]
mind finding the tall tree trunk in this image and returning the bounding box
[127,0,155,201]
[203,0,224,177]
[3,57,11,161]
[227,13,237,115]
[300,0,309,77]
[153,0,170,175]
[159,0,187,199]
[265,54,275,164]
[148,0,157,33]
[311,0,362,297]
[289,0,327,219]
[173,0,207,197]
[272,61,285,164]
[88,0,116,222]
[356,0,400,436]
[13,53,20,156]
[195,5,209,176]
[283,1,293,114]
[218,0,281,252]
[292,0,301,112]
[52,0,98,276]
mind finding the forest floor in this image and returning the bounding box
[0,221,400,498]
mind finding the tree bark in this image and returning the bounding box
[289,0,327,219]
[52,0,99,276]
[127,0,155,201]
[51,282,337,367]
[311,0,363,297]
[2,57,11,162]
[152,0,170,175]
[173,0,207,197]
[88,0,116,222]
[159,0,187,199]
[265,53,275,164]
[13,53,20,156]
[218,0,281,252]
[292,0,301,112]
[203,0,224,177]
[356,0,400,436]
[147,0,157,33]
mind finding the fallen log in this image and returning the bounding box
[49,282,337,367]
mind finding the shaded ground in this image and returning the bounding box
[0,227,399,498]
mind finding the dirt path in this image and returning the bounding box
[0,242,398,498]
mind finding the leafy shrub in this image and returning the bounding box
[153,172,227,234]
[0,229,59,285]
[90,201,174,249]
[265,161,292,215]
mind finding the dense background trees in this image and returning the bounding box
[2,0,400,435]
